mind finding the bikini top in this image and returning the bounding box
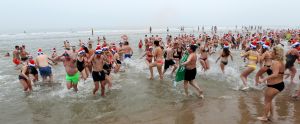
[266,68,285,75]
[20,66,30,75]
[248,55,257,61]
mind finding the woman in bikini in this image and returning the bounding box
[216,44,233,74]
[18,60,32,92]
[77,47,89,81]
[240,42,259,90]
[255,42,272,85]
[149,40,164,80]
[199,43,210,72]
[140,46,153,66]
[257,45,285,121]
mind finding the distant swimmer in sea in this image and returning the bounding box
[13,45,21,67]
[5,52,10,57]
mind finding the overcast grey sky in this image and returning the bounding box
[0,0,298,33]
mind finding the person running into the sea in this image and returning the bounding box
[49,48,58,65]
[255,42,272,85]
[19,46,29,62]
[240,42,259,90]
[64,40,71,50]
[36,48,53,82]
[53,50,80,92]
[173,42,183,65]
[18,59,32,92]
[102,47,113,89]
[28,56,39,82]
[256,45,285,121]
[13,45,21,66]
[181,44,203,97]
[199,43,210,72]
[140,46,153,65]
[86,42,95,74]
[123,41,133,59]
[284,42,300,84]
[163,44,177,76]
[88,47,107,96]
[77,47,88,81]
[215,43,233,74]
[112,47,122,73]
[149,40,164,80]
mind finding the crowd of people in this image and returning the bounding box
[10,27,300,121]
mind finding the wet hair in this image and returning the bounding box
[154,40,160,46]
[15,45,19,49]
[223,48,230,57]
[273,45,284,62]
[83,46,89,53]
[261,47,268,54]
[124,41,129,45]
[189,45,198,52]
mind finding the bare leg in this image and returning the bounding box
[171,65,178,76]
[205,60,210,71]
[220,63,225,74]
[189,80,203,97]
[240,67,254,88]
[258,87,279,121]
[290,67,296,84]
[157,64,163,80]
[20,79,29,92]
[66,82,72,90]
[184,81,189,96]
[149,63,156,80]
[93,82,99,95]
[73,84,78,92]
[255,67,267,85]
[100,81,106,96]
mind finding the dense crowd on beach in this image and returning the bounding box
[8,26,300,121]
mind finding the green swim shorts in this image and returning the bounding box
[66,72,80,84]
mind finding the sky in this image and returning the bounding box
[0,0,298,33]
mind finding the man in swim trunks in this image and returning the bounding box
[88,47,107,96]
[53,50,79,91]
[122,41,133,59]
[13,45,21,66]
[149,40,164,80]
[36,48,53,82]
[181,45,203,97]
[163,44,177,76]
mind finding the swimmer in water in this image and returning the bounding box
[5,52,10,57]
